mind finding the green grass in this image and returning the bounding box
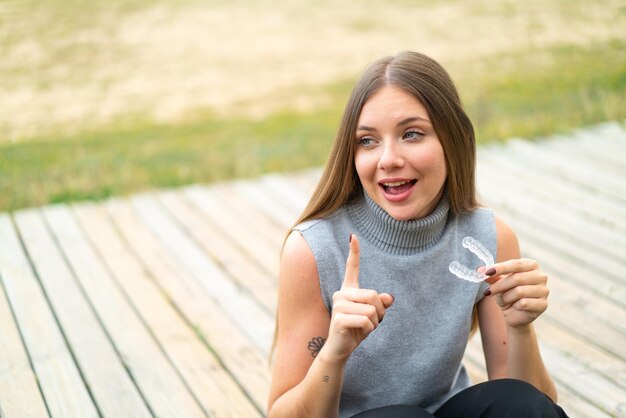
[0,105,343,211]
[1,41,625,212]
[455,40,626,141]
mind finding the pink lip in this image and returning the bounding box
[378,178,417,203]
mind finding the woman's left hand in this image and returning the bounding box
[482,258,549,328]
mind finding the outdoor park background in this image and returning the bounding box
[1,0,625,212]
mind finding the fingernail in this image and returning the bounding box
[485,268,496,276]
[390,294,395,303]
[349,233,353,243]
[483,287,492,296]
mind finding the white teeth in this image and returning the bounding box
[383,181,408,187]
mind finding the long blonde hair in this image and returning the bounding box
[272,51,480,361]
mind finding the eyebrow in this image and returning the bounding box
[357,116,431,131]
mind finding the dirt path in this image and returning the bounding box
[1,0,625,141]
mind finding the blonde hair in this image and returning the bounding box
[272,51,480,361]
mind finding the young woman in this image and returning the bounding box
[267,51,568,418]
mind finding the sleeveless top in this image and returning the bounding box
[295,191,496,417]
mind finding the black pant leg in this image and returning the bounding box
[350,404,435,418]
[434,379,569,418]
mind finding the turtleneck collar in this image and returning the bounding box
[347,190,450,255]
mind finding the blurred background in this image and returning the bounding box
[1,0,625,212]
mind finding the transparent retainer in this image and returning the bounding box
[448,236,495,283]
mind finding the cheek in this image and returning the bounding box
[430,152,447,178]
[354,152,377,182]
[432,150,448,181]
[414,145,446,173]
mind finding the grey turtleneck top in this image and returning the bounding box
[295,192,496,417]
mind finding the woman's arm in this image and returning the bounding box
[268,231,342,417]
[268,233,392,418]
[477,217,558,402]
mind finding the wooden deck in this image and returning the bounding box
[1,121,625,418]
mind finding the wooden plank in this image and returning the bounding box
[105,198,271,410]
[479,146,626,229]
[490,209,626,308]
[183,185,280,278]
[477,163,626,263]
[19,207,153,417]
[289,168,322,200]
[502,138,626,203]
[156,190,276,314]
[466,315,626,406]
[490,223,626,359]
[534,319,626,390]
[551,385,614,418]
[42,204,206,418]
[260,174,311,215]
[167,186,281,285]
[6,211,99,418]
[541,343,625,415]
[130,193,274,354]
[0,219,49,418]
[597,121,626,140]
[543,133,625,176]
[476,167,626,295]
[475,197,626,337]
[297,167,323,189]
[506,133,626,193]
[575,123,626,165]
[231,179,300,228]
[73,202,263,418]
[211,182,286,247]
[462,358,486,385]
[465,334,612,418]
[477,152,626,233]
[518,220,626,326]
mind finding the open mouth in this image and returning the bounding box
[380,179,417,195]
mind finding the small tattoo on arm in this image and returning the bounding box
[322,375,330,383]
[307,336,326,357]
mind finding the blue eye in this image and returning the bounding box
[357,137,375,147]
[404,130,424,140]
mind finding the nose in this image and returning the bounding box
[377,140,405,170]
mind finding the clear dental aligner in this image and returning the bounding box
[462,236,494,266]
[448,261,485,283]
[448,236,495,283]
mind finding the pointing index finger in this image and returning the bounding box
[342,234,360,289]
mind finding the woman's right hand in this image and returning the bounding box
[323,234,394,361]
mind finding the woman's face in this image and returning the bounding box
[354,85,447,221]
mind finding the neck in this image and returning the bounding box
[348,191,450,255]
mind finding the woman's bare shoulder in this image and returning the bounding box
[494,216,520,260]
